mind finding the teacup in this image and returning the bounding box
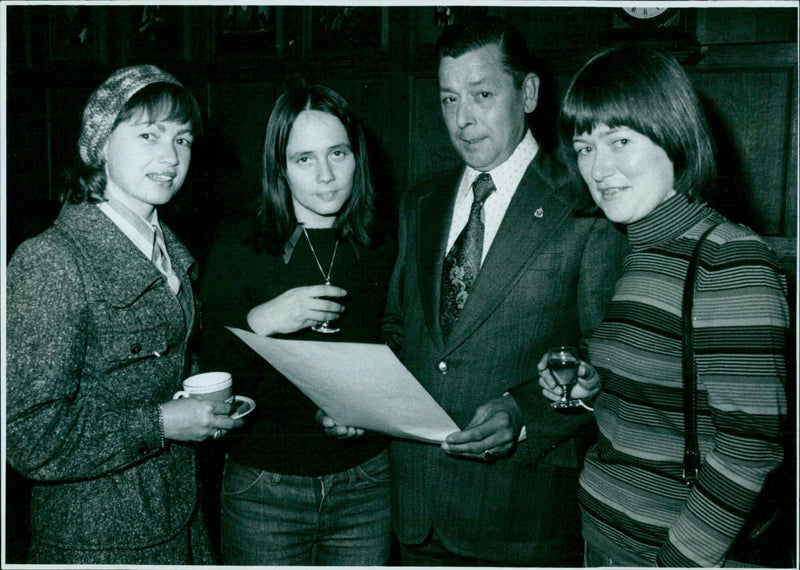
[173,371,233,402]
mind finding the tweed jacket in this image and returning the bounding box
[6,201,201,552]
[383,152,628,565]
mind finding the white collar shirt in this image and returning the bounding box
[96,198,181,294]
[446,131,539,262]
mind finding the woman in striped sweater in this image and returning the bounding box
[538,45,790,567]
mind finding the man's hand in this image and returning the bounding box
[440,394,523,461]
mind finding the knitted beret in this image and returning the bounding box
[78,64,182,168]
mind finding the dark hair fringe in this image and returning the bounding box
[557,44,716,199]
[114,82,203,137]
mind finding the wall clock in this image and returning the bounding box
[614,6,680,29]
[609,7,699,64]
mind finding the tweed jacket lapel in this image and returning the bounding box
[161,222,199,284]
[55,202,196,307]
[416,167,462,351]
[442,154,579,351]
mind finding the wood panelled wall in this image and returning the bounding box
[5,5,797,264]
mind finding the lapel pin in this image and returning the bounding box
[534,208,544,218]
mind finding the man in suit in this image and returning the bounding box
[383,19,626,566]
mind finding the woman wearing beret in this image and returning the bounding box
[6,65,243,564]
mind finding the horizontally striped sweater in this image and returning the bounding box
[581,193,789,567]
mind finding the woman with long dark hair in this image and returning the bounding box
[199,84,393,565]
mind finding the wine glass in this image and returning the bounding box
[312,282,341,334]
[546,346,582,408]
[312,318,340,334]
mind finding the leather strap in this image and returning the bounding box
[682,222,721,485]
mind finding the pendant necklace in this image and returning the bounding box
[302,226,339,285]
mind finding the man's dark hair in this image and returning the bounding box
[437,18,532,88]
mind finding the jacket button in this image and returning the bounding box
[438,361,448,374]
[130,344,142,355]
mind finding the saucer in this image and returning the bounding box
[230,395,256,419]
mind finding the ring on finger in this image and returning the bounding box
[213,429,223,440]
[482,450,493,461]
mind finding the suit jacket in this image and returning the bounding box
[6,201,207,559]
[383,152,627,565]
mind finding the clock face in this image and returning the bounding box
[616,6,677,28]
[622,6,670,20]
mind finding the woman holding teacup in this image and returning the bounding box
[6,65,243,564]
[537,45,789,567]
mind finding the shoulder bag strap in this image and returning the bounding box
[682,222,721,485]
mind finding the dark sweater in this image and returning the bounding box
[198,219,393,476]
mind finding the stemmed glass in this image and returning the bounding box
[546,346,582,408]
[312,283,341,334]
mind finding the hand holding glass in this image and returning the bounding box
[546,346,582,409]
[312,284,342,334]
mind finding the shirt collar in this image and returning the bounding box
[459,130,538,201]
[101,196,160,237]
[96,197,162,260]
[281,224,361,265]
[282,225,305,264]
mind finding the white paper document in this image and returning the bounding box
[227,327,459,444]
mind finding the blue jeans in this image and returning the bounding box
[220,450,391,566]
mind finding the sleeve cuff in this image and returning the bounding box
[126,405,165,459]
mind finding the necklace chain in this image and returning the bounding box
[302,226,339,285]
